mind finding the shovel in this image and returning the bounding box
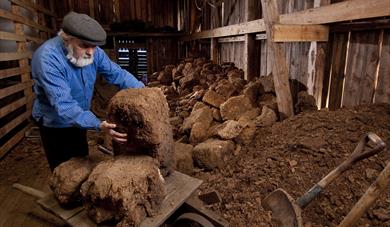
[262,132,386,227]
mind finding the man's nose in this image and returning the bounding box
[85,47,95,56]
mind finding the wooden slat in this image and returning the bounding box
[0,8,53,33]
[0,66,30,80]
[343,31,381,107]
[188,19,266,40]
[0,81,33,99]
[0,110,31,140]
[0,97,27,119]
[261,0,294,118]
[0,123,29,159]
[280,0,390,25]
[0,31,25,41]
[10,0,55,17]
[0,52,32,61]
[328,32,349,110]
[374,30,390,104]
[272,24,329,42]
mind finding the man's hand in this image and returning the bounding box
[100,121,127,144]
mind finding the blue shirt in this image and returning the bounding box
[31,36,145,130]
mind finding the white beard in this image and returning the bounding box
[65,43,94,67]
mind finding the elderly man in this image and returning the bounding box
[31,11,144,171]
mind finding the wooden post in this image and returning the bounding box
[260,0,294,118]
[243,0,258,81]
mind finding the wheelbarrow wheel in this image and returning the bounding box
[173,212,214,227]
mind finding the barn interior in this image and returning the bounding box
[1,0,390,226]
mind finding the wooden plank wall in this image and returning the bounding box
[323,0,390,109]
[147,37,178,74]
[325,28,390,109]
[220,0,261,69]
[183,0,390,110]
[54,0,177,29]
[0,0,55,158]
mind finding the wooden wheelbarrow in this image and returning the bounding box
[13,171,228,227]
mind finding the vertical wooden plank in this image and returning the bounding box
[210,38,218,63]
[307,0,331,107]
[328,32,348,110]
[135,0,142,20]
[48,0,56,33]
[243,0,258,80]
[88,0,95,18]
[141,0,147,22]
[261,0,294,118]
[113,0,120,22]
[343,31,381,107]
[375,29,390,104]
[260,40,267,76]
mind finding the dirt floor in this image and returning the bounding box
[1,103,390,226]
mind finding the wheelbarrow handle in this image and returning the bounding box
[13,183,46,199]
[296,132,386,208]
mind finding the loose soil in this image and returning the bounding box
[1,103,390,226]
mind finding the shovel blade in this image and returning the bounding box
[262,188,303,227]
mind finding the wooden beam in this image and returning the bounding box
[189,19,265,40]
[0,52,32,61]
[0,31,25,41]
[272,24,329,42]
[280,0,390,25]
[0,81,33,99]
[261,0,294,118]
[0,8,53,33]
[0,66,30,79]
[10,0,55,17]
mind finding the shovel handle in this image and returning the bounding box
[339,161,390,227]
[297,132,386,208]
[13,183,46,199]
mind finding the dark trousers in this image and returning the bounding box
[38,123,89,171]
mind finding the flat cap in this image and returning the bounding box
[62,11,106,46]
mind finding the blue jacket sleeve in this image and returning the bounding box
[37,58,101,130]
[95,48,145,89]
